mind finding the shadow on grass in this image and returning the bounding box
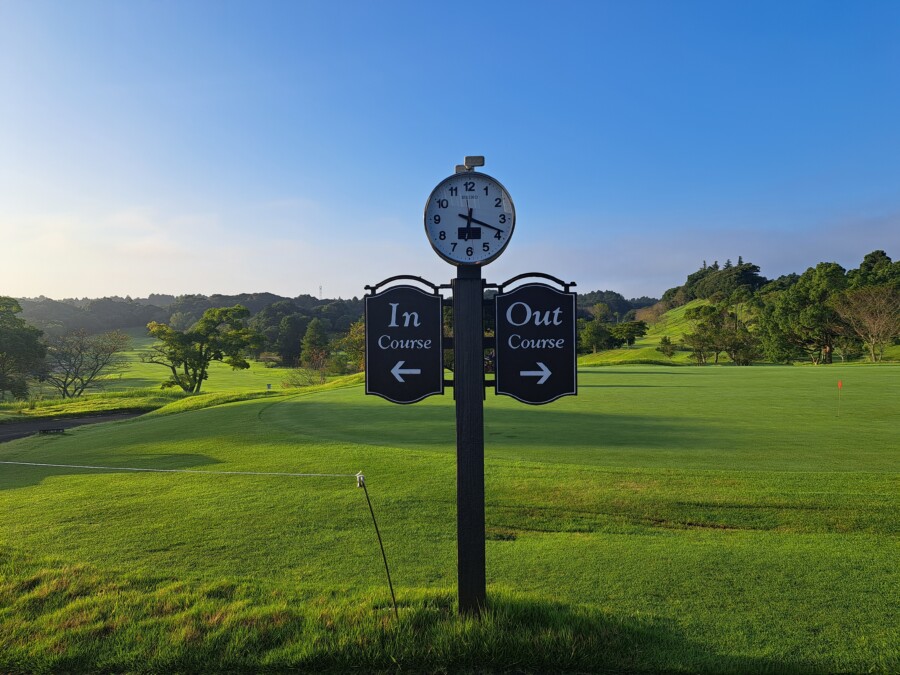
[0,556,804,674]
[257,401,720,451]
[0,412,145,444]
[4,398,720,457]
[283,591,794,674]
[0,453,222,492]
[230,592,796,673]
[578,383,691,388]
[578,367,702,376]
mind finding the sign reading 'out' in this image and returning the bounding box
[494,283,577,405]
[365,285,444,404]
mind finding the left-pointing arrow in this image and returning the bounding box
[391,360,422,383]
[520,361,551,385]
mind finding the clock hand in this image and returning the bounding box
[457,208,477,240]
[468,215,505,233]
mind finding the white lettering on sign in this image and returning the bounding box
[508,334,566,349]
[378,335,433,350]
[505,301,563,327]
[388,303,421,328]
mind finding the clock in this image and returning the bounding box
[424,171,515,266]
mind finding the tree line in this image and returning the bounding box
[638,250,900,365]
[1,292,367,400]
[3,250,898,400]
[1,297,133,400]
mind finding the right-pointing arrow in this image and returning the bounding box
[520,361,551,385]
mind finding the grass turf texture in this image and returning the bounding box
[1,365,898,672]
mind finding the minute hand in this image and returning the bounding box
[467,215,504,232]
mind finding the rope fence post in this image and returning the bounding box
[357,472,399,620]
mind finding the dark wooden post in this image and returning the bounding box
[453,264,486,614]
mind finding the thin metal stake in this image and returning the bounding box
[357,473,398,620]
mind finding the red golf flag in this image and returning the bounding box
[838,380,843,389]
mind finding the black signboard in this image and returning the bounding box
[365,285,444,404]
[494,283,577,404]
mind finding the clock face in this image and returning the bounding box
[424,171,515,266]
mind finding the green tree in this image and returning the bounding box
[300,318,329,369]
[682,331,712,364]
[833,335,864,363]
[143,305,259,393]
[758,263,846,364]
[275,314,310,365]
[610,320,648,346]
[579,319,616,353]
[723,323,759,365]
[756,302,801,364]
[0,297,46,399]
[684,305,727,364]
[167,311,197,331]
[847,250,900,290]
[334,318,365,371]
[656,335,676,358]
[684,301,758,365]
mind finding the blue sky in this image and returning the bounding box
[2,1,898,300]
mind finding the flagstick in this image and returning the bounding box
[837,380,842,418]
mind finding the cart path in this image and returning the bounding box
[0,412,144,444]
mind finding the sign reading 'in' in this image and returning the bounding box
[494,283,577,405]
[365,285,444,404]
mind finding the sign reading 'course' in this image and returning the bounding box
[365,285,444,404]
[494,283,577,405]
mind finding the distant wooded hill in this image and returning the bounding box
[17,289,658,336]
[16,293,361,336]
[575,290,658,321]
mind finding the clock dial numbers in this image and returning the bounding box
[424,172,515,265]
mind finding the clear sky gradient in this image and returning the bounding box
[2,1,898,300]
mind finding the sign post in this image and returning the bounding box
[365,157,579,616]
[453,264,486,614]
[495,282,577,405]
[365,285,444,404]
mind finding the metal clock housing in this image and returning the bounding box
[424,171,515,266]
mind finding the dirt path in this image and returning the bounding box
[0,412,144,444]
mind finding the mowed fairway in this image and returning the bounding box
[1,366,897,672]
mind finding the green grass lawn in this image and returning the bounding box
[103,354,289,393]
[2,331,320,422]
[105,331,291,393]
[1,365,898,671]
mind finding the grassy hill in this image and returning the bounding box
[1,365,897,671]
[581,299,900,366]
[580,300,709,366]
[642,299,707,345]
